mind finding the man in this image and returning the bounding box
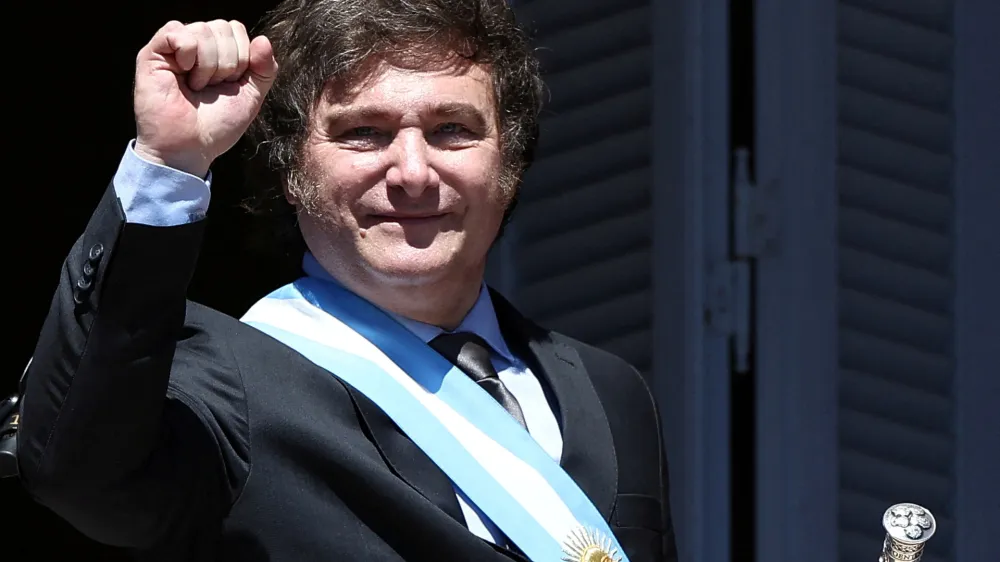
[17,1,676,560]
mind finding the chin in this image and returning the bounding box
[362,249,463,287]
[366,264,455,287]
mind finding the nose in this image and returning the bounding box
[385,129,440,197]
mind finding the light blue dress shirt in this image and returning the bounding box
[112,141,564,546]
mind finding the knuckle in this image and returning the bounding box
[187,21,210,36]
[209,19,232,34]
[161,20,183,32]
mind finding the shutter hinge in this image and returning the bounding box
[733,147,780,259]
[705,261,751,373]
[705,148,779,373]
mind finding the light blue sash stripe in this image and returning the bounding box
[245,320,565,561]
[289,278,627,557]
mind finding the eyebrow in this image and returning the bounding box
[431,102,491,131]
[324,102,492,131]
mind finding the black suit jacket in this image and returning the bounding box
[17,185,677,561]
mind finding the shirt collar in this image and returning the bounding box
[302,252,517,364]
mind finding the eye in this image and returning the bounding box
[345,126,380,138]
[436,123,467,135]
[336,126,390,148]
[429,123,478,147]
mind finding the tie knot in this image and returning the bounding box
[429,331,528,430]
[429,332,497,382]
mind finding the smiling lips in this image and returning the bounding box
[369,213,448,227]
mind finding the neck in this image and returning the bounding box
[307,255,484,331]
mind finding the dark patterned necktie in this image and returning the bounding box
[429,332,528,430]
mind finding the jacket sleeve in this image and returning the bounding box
[17,183,248,551]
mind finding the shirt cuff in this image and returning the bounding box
[112,140,212,226]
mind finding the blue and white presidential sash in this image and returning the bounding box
[241,276,628,562]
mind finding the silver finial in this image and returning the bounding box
[879,503,936,562]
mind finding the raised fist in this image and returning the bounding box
[132,20,279,178]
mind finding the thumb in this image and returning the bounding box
[246,36,279,96]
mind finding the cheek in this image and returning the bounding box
[307,151,385,207]
[437,150,506,206]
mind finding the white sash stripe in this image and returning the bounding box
[242,297,580,542]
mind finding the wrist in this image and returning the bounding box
[133,141,212,179]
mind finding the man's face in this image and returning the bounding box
[292,58,507,289]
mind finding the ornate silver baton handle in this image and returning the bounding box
[880,503,936,562]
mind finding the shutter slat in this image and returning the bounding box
[838,166,952,233]
[840,329,951,396]
[839,452,952,514]
[839,247,952,315]
[542,290,650,344]
[839,206,952,273]
[838,126,952,192]
[518,248,649,317]
[838,45,951,110]
[840,369,953,433]
[542,47,650,113]
[519,210,650,283]
[840,408,953,476]
[841,0,953,31]
[838,4,952,70]
[838,86,952,153]
[516,167,649,238]
[840,288,952,354]
[537,88,650,154]
[522,128,649,201]
[534,6,650,74]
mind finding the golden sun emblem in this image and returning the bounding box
[561,526,622,562]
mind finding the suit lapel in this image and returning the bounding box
[340,289,618,528]
[345,386,467,526]
[350,384,532,561]
[490,289,619,521]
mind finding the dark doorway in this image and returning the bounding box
[729,0,756,561]
[4,1,282,559]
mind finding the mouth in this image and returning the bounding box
[368,213,448,227]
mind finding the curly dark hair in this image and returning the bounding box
[243,0,543,257]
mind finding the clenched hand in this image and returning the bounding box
[133,20,279,178]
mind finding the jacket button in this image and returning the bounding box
[76,277,93,291]
[83,262,95,277]
[73,289,85,305]
[88,243,104,262]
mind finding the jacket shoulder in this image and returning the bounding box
[551,332,659,424]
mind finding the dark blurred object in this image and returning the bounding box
[0,393,19,477]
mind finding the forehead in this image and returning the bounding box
[320,59,496,118]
